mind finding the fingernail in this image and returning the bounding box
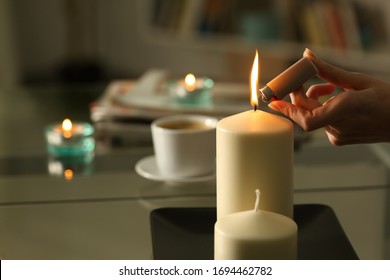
[268,102,280,111]
[304,48,317,59]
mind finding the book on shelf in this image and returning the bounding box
[291,0,389,52]
[150,0,390,53]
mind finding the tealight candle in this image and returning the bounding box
[45,119,95,156]
[168,73,214,105]
[214,189,297,260]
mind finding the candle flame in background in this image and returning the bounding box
[64,169,74,181]
[184,73,196,92]
[62,118,73,138]
[250,50,259,110]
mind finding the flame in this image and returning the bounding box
[184,73,196,92]
[250,50,259,108]
[62,118,73,138]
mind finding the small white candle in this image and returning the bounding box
[168,74,214,106]
[45,118,95,156]
[214,189,297,260]
[216,51,294,219]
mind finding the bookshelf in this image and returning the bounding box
[136,0,390,81]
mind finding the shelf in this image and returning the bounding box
[136,0,390,79]
[141,28,390,79]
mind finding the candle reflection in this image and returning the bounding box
[47,154,94,180]
[64,169,74,181]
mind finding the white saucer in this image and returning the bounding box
[135,155,215,183]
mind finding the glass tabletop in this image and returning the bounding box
[0,85,389,260]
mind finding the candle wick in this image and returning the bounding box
[254,189,261,212]
[253,105,257,112]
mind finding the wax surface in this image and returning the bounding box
[214,209,297,260]
[216,110,294,219]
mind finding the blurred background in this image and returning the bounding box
[1,0,390,260]
[2,0,390,154]
[1,0,390,154]
[3,0,390,86]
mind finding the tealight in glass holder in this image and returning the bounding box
[168,74,214,106]
[45,119,95,157]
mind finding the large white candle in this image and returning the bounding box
[216,109,293,219]
[215,190,297,260]
[216,50,294,219]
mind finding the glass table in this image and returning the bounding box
[0,85,389,260]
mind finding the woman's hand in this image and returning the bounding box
[268,49,390,145]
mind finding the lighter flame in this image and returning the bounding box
[62,118,73,138]
[184,73,196,92]
[250,50,259,108]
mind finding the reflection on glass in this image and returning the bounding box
[47,154,94,180]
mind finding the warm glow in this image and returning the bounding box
[62,119,72,131]
[184,73,196,92]
[62,118,73,138]
[64,169,74,180]
[250,50,259,108]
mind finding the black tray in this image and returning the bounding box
[150,204,359,260]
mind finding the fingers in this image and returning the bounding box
[304,49,373,90]
[292,83,337,111]
[306,83,337,100]
[290,87,310,109]
[268,100,320,131]
[269,92,350,131]
[289,86,323,112]
[269,100,360,145]
[269,97,360,145]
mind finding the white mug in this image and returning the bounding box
[151,114,218,178]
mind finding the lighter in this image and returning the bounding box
[259,57,318,102]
